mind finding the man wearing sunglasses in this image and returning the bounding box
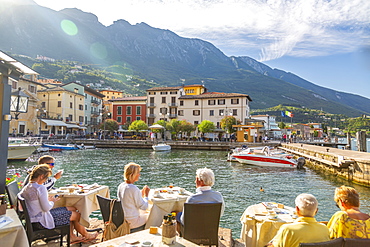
[23,155,63,191]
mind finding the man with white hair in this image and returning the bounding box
[176,168,224,228]
[268,193,329,247]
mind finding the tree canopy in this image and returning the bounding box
[129,120,148,132]
[99,119,119,132]
[198,120,216,134]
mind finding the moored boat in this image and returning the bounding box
[42,143,79,150]
[8,137,42,160]
[152,143,171,151]
[231,146,305,169]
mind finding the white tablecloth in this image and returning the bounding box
[0,209,28,247]
[49,185,110,227]
[240,203,295,247]
[145,188,191,229]
[91,228,200,247]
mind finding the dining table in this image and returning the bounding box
[240,202,296,247]
[49,183,110,227]
[145,187,192,229]
[90,228,200,247]
[0,209,29,247]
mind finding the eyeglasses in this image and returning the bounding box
[46,163,55,166]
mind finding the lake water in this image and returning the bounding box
[7,148,370,237]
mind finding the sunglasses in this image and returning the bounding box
[46,163,55,166]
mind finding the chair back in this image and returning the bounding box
[5,181,20,209]
[182,203,222,246]
[299,238,344,247]
[96,195,124,227]
[343,238,370,247]
[17,194,35,240]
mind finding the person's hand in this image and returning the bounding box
[54,170,63,180]
[142,185,150,197]
[48,195,60,202]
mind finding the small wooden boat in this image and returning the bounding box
[152,143,171,151]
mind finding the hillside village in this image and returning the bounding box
[4,50,342,143]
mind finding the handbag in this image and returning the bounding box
[103,199,130,241]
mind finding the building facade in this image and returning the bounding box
[110,96,147,127]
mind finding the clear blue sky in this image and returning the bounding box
[32,0,370,99]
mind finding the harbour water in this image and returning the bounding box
[7,148,370,237]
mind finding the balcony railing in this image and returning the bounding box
[147,114,156,118]
[169,114,177,118]
[168,103,178,107]
[91,99,100,105]
[148,103,156,107]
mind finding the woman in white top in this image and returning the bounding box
[19,164,98,244]
[117,162,150,232]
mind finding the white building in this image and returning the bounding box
[251,115,281,139]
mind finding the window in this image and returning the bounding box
[28,85,36,93]
[218,99,225,105]
[148,92,156,95]
[178,110,184,116]
[126,106,132,115]
[186,89,194,94]
[160,91,168,94]
[79,116,84,123]
[68,114,73,122]
[117,116,122,123]
[136,106,141,115]
[231,98,239,104]
[117,106,122,115]
[219,109,224,116]
[233,109,238,116]
[70,102,73,108]
[180,101,184,106]
[162,97,166,104]
[149,108,154,114]
[195,100,199,106]
[12,80,17,89]
[170,91,177,94]
[210,110,214,116]
[194,121,199,125]
[79,104,83,110]
[126,116,132,123]
[150,97,154,103]
[41,102,46,108]
[136,116,141,121]
[57,101,61,107]
[193,110,200,116]
[208,100,215,105]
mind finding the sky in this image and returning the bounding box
[32,0,370,99]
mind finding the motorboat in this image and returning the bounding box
[152,143,171,151]
[42,143,79,150]
[8,137,42,160]
[230,146,305,169]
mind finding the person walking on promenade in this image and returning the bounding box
[327,185,370,239]
[266,193,329,247]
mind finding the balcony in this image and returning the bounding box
[148,114,156,118]
[148,103,156,107]
[91,99,100,105]
[169,114,177,118]
[91,110,100,116]
[168,103,178,107]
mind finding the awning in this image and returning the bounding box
[66,124,81,129]
[41,119,67,127]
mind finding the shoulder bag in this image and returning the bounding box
[103,199,130,241]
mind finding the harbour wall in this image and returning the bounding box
[280,143,370,187]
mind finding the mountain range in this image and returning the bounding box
[1,0,369,117]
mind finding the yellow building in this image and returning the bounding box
[37,84,85,135]
[183,84,206,95]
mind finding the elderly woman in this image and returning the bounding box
[327,185,370,239]
[117,162,150,232]
[19,164,98,244]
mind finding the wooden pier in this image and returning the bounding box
[280,143,370,187]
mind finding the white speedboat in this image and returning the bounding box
[152,143,171,151]
[8,137,42,160]
[231,146,305,169]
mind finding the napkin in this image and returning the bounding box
[0,216,13,228]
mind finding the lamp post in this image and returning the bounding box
[10,87,29,120]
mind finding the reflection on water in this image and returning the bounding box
[7,148,370,236]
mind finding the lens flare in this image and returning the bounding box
[61,20,78,36]
[90,42,108,59]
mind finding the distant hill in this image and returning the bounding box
[1,0,369,117]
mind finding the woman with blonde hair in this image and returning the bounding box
[117,162,150,233]
[327,185,370,239]
[19,164,98,244]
